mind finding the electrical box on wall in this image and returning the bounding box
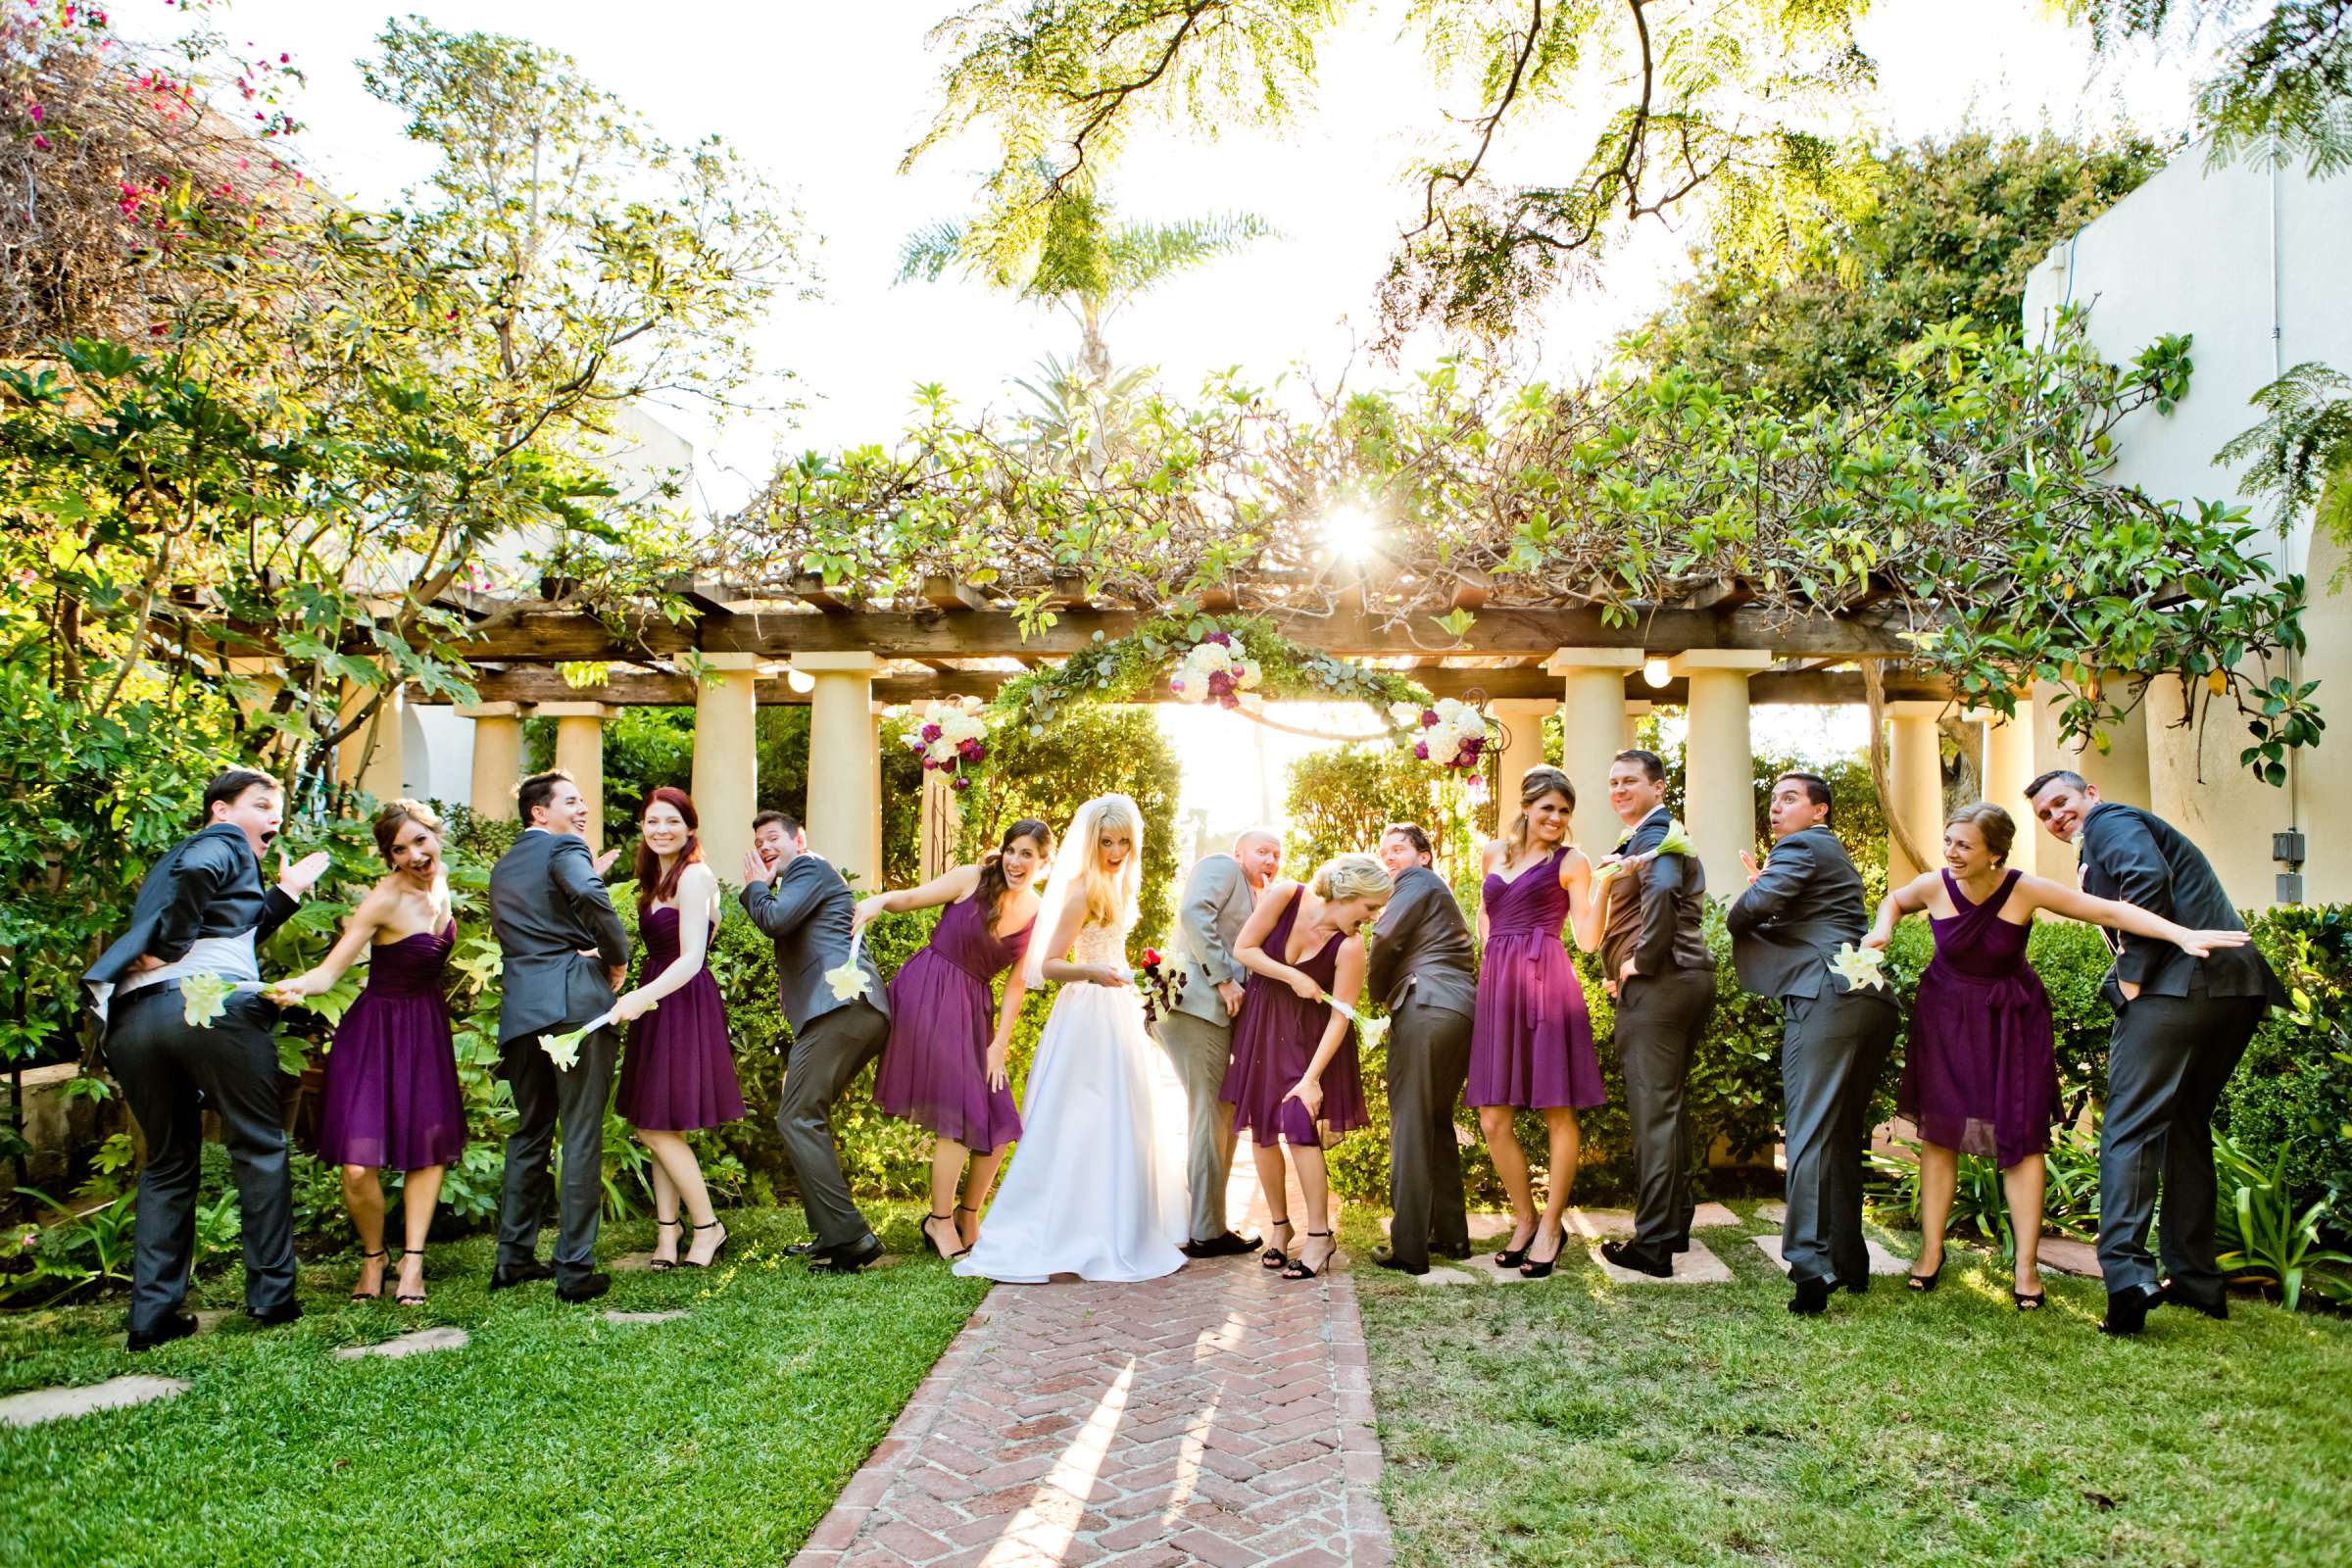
[2278,872,2306,906]
[2273,830,2307,864]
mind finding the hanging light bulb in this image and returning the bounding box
[1642,657,1672,690]
[785,666,816,695]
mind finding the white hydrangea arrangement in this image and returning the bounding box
[904,697,989,792]
[1388,697,1494,772]
[1167,631,1264,710]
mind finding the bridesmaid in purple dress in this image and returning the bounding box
[856,820,1052,1259]
[1225,854,1394,1280]
[1467,766,1607,1278]
[1866,802,2252,1307]
[611,788,743,1269]
[270,801,464,1306]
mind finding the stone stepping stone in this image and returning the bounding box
[1754,1201,1788,1225]
[333,1326,469,1361]
[1380,1211,1516,1240]
[1415,1265,1482,1288]
[1690,1202,1740,1229]
[604,1309,685,1325]
[1592,1240,1732,1285]
[2035,1237,2101,1278]
[1749,1234,1912,1276]
[612,1251,662,1273]
[1567,1206,1635,1238]
[0,1374,191,1428]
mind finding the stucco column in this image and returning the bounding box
[335,676,405,804]
[459,702,524,821]
[1623,699,1652,754]
[798,653,881,890]
[1886,701,1947,885]
[1674,652,1775,891]
[1544,649,1644,852]
[690,654,761,882]
[919,769,960,881]
[1970,700,2038,878]
[2031,676,2150,882]
[537,702,612,855]
[1491,697,1557,827]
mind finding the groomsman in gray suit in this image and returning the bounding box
[1160,828,1282,1257]
[1728,771,1897,1315]
[1366,823,1478,1275]
[488,769,631,1302]
[742,810,892,1273]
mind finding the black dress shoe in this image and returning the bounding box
[1435,1243,1473,1261]
[126,1312,199,1353]
[1788,1275,1835,1315]
[2156,1281,2229,1320]
[250,1300,303,1329]
[1842,1275,1870,1296]
[1182,1231,1263,1259]
[783,1240,818,1257]
[2099,1284,2162,1336]
[1370,1247,1429,1276]
[556,1271,612,1303]
[1599,1241,1672,1278]
[490,1259,556,1292]
[810,1233,885,1274]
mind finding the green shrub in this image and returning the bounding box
[2222,906,2352,1229]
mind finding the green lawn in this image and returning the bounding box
[0,1204,984,1568]
[1346,1202,2352,1568]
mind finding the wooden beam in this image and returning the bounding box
[922,574,992,612]
[431,603,1933,662]
[790,572,852,615]
[662,575,750,616]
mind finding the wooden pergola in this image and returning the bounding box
[361,572,2019,894]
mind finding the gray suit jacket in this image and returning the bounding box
[1725,825,1886,1004]
[488,828,630,1044]
[741,852,888,1036]
[1364,863,1477,1019]
[2077,802,2284,1008]
[1601,808,1711,978]
[1171,854,1254,1028]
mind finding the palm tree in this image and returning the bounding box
[897,182,1272,386]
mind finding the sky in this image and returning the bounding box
[138,0,2214,839]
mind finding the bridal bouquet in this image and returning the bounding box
[538,1004,634,1071]
[178,972,240,1029]
[1828,941,1890,993]
[905,698,988,793]
[1167,631,1263,710]
[824,930,873,1004]
[1136,948,1187,1029]
[1592,818,1697,890]
[1320,992,1391,1051]
[1388,698,1493,773]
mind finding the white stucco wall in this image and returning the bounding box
[2022,143,2352,906]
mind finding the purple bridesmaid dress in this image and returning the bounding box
[1220,887,1370,1147]
[1465,847,1603,1110]
[873,895,1033,1152]
[317,921,466,1170]
[616,906,746,1132]
[1898,869,2062,1166]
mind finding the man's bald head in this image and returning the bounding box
[1233,828,1282,888]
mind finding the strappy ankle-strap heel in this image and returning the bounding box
[350,1248,388,1301]
[954,1203,979,1256]
[683,1218,730,1269]
[1281,1231,1335,1280]
[1260,1217,1294,1270]
[648,1218,682,1273]
[921,1211,960,1259]
[393,1250,427,1307]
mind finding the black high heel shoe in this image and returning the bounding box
[2012,1289,2045,1311]
[393,1250,427,1307]
[1494,1226,1536,1269]
[683,1218,730,1269]
[1260,1216,1294,1270]
[1904,1259,1943,1293]
[648,1218,682,1273]
[955,1203,979,1256]
[920,1211,959,1259]
[350,1248,388,1301]
[1518,1227,1567,1280]
[1281,1231,1335,1280]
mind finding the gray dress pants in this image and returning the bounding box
[2097,993,2265,1302]
[1155,1008,1237,1243]
[778,1001,892,1250]
[498,1021,618,1288]
[1616,966,1717,1260]
[109,985,297,1333]
[1384,1002,1473,1271]
[1779,990,1896,1285]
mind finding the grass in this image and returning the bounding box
[1345,1200,2352,1568]
[0,1203,984,1568]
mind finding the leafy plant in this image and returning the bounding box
[2214,1133,2352,1311]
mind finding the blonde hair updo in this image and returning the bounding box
[1311,853,1395,908]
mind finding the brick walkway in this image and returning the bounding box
[793,1148,1391,1568]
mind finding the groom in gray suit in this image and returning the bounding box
[1727,771,1897,1316]
[742,811,891,1273]
[488,769,631,1301]
[1159,828,1282,1257]
[1366,823,1478,1275]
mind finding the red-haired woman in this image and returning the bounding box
[611,788,744,1269]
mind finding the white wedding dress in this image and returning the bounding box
[955,915,1189,1284]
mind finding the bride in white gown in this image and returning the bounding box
[956,794,1188,1284]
